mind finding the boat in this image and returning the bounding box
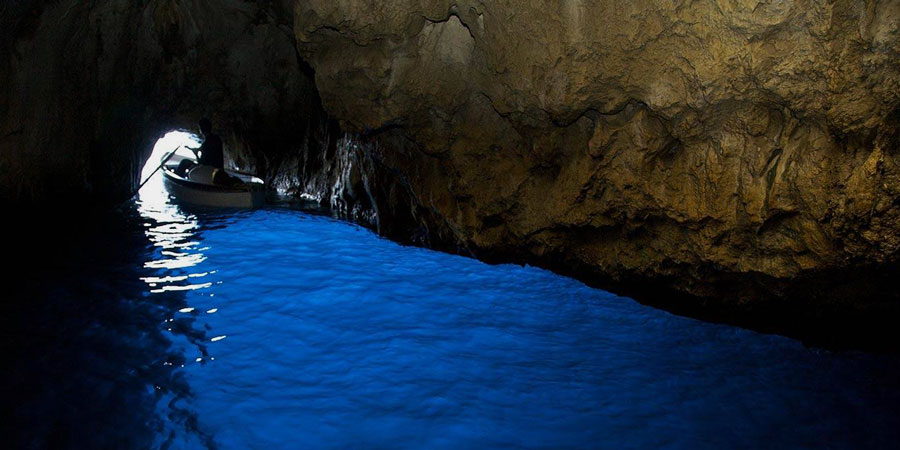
[161,154,266,208]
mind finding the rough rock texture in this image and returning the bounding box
[1,0,320,205]
[291,0,900,337]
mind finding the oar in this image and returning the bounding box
[131,146,181,197]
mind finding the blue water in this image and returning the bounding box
[4,174,900,449]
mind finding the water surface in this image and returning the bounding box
[4,169,900,449]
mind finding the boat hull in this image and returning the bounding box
[163,167,265,208]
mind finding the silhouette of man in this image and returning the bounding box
[192,118,223,169]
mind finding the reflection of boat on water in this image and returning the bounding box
[161,154,265,208]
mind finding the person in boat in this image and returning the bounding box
[176,118,241,186]
[193,117,224,169]
[177,118,223,174]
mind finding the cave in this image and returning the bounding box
[3,1,900,448]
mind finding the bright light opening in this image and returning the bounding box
[140,131,201,181]
[137,131,202,207]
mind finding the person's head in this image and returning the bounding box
[198,118,212,136]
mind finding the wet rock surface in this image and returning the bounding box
[291,0,900,343]
[4,0,900,345]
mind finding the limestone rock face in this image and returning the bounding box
[1,0,320,205]
[293,1,900,313]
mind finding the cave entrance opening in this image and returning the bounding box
[137,130,201,204]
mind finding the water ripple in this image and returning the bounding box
[127,206,900,449]
[6,155,899,449]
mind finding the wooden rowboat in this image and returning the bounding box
[161,155,265,208]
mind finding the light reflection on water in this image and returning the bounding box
[138,133,213,296]
[4,138,900,448]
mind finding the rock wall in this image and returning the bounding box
[292,0,900,334]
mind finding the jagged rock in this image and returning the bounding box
[292,1,900,324]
